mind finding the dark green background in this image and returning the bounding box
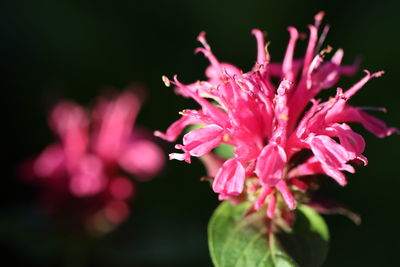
[1,0,399,266]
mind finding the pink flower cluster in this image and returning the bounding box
[156,13,397,219]
[32,90,164,232]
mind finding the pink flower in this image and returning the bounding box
[32,90,164,232]
[156,12,397,219]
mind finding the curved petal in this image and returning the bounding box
[118,140,165,180]
[182,124,224,157]
[255,143,287,186]
[324,123,366,163]
[327,106,398,138]
[154,115,201,142]
[213,158,246,196]
[276,180,296,210]
[306,135,350,168]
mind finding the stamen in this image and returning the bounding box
[162,75,170,87]
[314,11,326,28]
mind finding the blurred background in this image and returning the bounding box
[1,0,399,266]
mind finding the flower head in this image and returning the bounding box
[31,89,164,233]
[156,13,397,220]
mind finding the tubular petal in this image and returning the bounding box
[255,143,287,186]
[154,115,201,142]
[276,181,296,210]
[213,158,246,196]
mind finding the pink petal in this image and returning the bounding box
[282,27,299,81]
[50,101,88,170]
[255,143,287,186]
[324,123,366,162]
[306,135,350,169]
[254,186,273,210]
[272,79,292,144]
[205,63,241,83]
[356,110,398,138]
[327,105,398,138]
[288,156,323,178]
[154,115,201,142]
[173,76,227,123]
[276,180,296,210]
[196,32,224,78]
[306,135,351,185]
[33,144,65,178]
[289,178,309,192]
[319,163,348,186]
[182,124,223,157]
[118,140,165,180]
[169,144,191,163]
[288,156,348,186]
[213,158,246,196]
[251,29,268,64]
[50,101,88,139]
[301,25,318,78]
[93,92,140,162]
[331,49,344,65]
[343,70,384,99]
[169,152,191,163]
[266,193,277,218]
[109,176,135,200]
[69,154,106,197]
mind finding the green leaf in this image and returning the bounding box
[277,205,329,267]
[208,202,329,267]
[213,143,235,159]
[185,124,205,133]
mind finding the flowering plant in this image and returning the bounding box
[28,89,164,234]
[156,13,397,266]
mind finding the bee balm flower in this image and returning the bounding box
[156,13,397,219]
[31,90,164,232]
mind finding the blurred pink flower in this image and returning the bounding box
[156,13,397,220]
[32,90,164,232]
